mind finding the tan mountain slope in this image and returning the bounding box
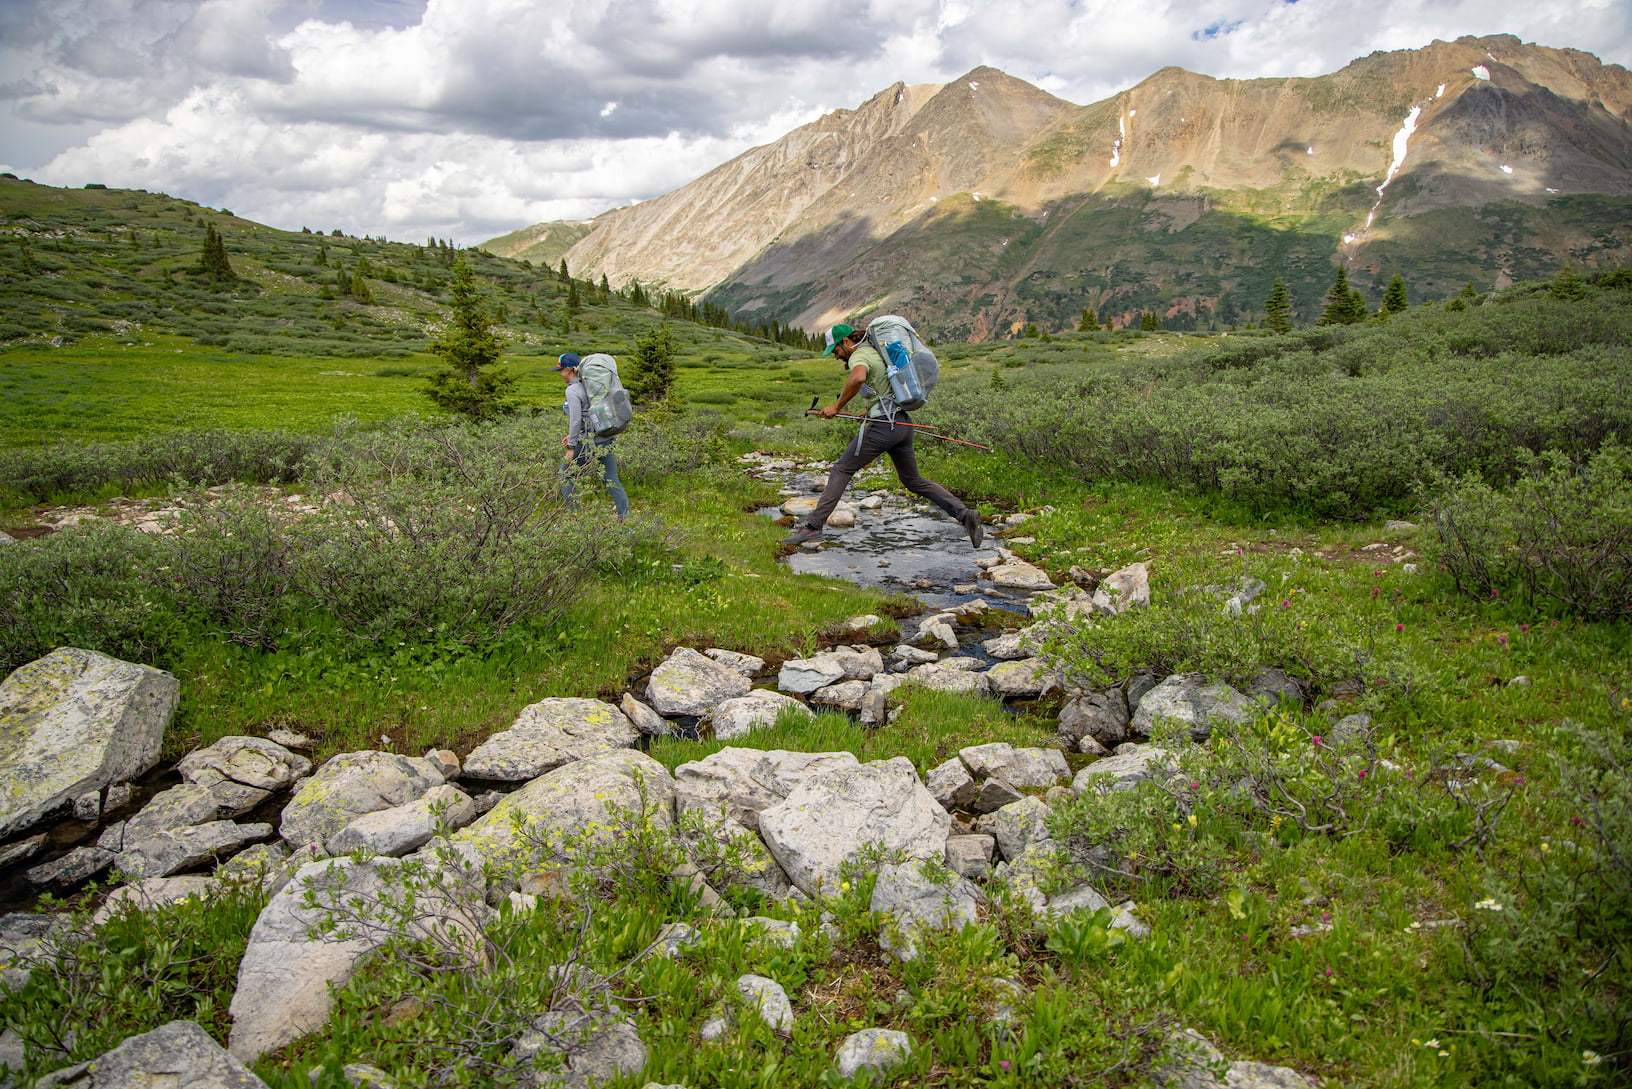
[517,34,1632,338]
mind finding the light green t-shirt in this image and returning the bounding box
[848,344,889,416]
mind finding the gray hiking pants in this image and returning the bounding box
[804,414,968,529]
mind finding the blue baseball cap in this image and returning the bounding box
[553,353,581,371]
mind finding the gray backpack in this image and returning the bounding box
[578,353,633,438]
[864,315,939,411]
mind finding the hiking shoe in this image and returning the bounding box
[781,524,823,545]
[961,509,985,548]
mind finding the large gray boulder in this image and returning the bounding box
[673,748,859,833]
[0,648,178,839]
[463,698,638,781]
[117,820,274,880]
[925,758,978,811]
[1153,1027,1316,1088]
[451,749,675,877]
[328,784,477,857]
[279,751,445,852]
[1091,562,1150,616]
[512,1011,647,1089]
[1132,674,1255,741]
[645,647,752,715]
[710,689,812,740]
[905,664,991,697]
[1059,691,1130,749]
[228,855,482,1062]
[93,876,220,924]
[758,758,950,897]
[736,974,794,1032]
[618,693,673,737]
[1071,744,1179,794]
[985,658,1059,698]
[35,1019,269,1087]
[675,805,793,899]
[98,784,221,851]
[1045,884,1149,939]
[973,796,1053,863]
[958,743,1069,789]
[870,859,982,960]
[177,736,312,818]
[989,561,1055,591]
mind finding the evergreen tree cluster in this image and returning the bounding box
[197,224,234,284]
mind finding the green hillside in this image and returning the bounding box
[0,179,823,446]
[475,219,594,265]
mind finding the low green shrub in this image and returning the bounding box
[0,427,318,504]
[1423,442,1632,619]
[0,878,267,1081]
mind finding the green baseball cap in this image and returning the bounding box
[822,323,856,356]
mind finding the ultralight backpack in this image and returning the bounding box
[864,315,939,412]
[577,353,633,438]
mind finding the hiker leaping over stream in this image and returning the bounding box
[781,319,984,548]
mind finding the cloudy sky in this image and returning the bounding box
[3,0,1627,246]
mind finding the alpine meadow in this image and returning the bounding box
[2,39,1632,1089]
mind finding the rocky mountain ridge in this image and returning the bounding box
[504,35,1632,339]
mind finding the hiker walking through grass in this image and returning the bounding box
[555,352,630,519]
[782,324,983,547]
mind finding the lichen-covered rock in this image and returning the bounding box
[759,757,950,897]
[646,647,752,716]
[810,679,868,712]
[1071,744,1179,794]
[958,743,1068,789]
[673,748,859,833]
[1132,674,1255,741]
[736,974,794,1032]
[871,859,981,960]
[451,749,674,878]
[834,1028,913,1080]
[25,845,115,890]
[710,690,811,741]
[279,751,444,852]
[34,1019,269,1087]
[1,648,178,840]
[328,784,477,857]
[228,855,482,1062]
[675,804,793,900]
[970,778,1024,814]
[1046,884,1149,939]
[463,698,638,781]
[906,665,991,697]
[118,820,274,880]
[1091,562,1150,616]
[619,693,673,737]
[973,796,1052,862]
[985,658,1059,698]
[177,736,312,818]
[98,783,220,851]
[512,1011,647,1089]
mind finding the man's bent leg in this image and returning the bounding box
[803,426,889,529]
[885,433,967,520]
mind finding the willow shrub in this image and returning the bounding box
[0,418,648,670]
[1423,442,1632,619]
[935,279,1632,520]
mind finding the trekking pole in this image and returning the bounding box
[804,397,993,451]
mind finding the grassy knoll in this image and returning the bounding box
[1,268,1629,1088]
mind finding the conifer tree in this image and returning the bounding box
[558,259,569,282]
[1319,266,1361,325]
[1379,274,1409,316]
[423,260,515,420]
[1078,307,1094,332]
[1263,277,1293,332]
[599,273,611,303]
[630,321,677,403]
[198,224,234,284]
[1344,285,1369,323]
[1140,310,1161,331]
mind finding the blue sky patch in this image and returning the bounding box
[1192,19,1245,41]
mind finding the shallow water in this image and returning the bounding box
[757,465,1028,617]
